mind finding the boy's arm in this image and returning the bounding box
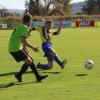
[28,28,36,36]
[22,44,28,52]
[28,27,41,36]
[21,37,39,52]
[53,20,63,35]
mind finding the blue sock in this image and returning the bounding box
[38,63,49,70]
[54,55,62,66]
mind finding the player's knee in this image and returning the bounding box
[48,66,53,69]
[48,64,53,69]
[25,56,32,65]
[50,52,56,57]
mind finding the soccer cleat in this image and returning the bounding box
[37,75,48,82]
[61,59,67,69]
[15,74,22,82]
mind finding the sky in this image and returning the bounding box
[0,0,85,10]
[72,0,85,3]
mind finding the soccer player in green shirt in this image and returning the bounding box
[32,19,67,70]
[8,15,48,82]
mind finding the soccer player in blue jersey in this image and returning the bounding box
[32,19,67,70]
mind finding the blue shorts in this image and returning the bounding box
[42,42,53,61]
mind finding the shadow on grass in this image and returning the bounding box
[0,71,31,77]
[0,81,38,90]
[41,71,61,74]
[0,82,16,89]
[75,74,88,76]
[0,70,61,77]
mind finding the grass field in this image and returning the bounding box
[0,27,100,100]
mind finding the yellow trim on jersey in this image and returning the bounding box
[35,26,51,43]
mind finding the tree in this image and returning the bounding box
[25,0,71,16]
[82,0,100,14]
[49,0,71,15]
[97,0,100,12]
[25,0,43,15]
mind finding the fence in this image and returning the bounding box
[0,15,100,29]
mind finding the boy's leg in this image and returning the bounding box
[50,48,67,69]
[38,42,52,70]
[39,42,67,70]
[37,63,49,70]
[37,48,67,70]
[15,63,28,82]
[61,59,67,69]
[29,62,48,82]
[54,55,62,66]
[10,50,29,82]
[25,57,48,82]
[15,56,48,82]
[18,63,29,76]
[54,55,67,69]
[37,56,53,70]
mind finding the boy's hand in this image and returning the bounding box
[32,46,39,52]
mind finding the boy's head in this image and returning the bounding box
[23,14,32,26]
[45,20,52,30]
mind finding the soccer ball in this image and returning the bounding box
[84,60,94,69]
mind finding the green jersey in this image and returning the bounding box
[8,24,29,52]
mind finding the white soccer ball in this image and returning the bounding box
[84,60,94,69]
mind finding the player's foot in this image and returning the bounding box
[37,75,48,82]
[61,59,67,69]
[15,74,22,82]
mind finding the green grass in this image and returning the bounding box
[0,27,100,100]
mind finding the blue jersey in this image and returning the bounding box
[35,26,52,43]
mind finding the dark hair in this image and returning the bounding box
[23,14,31,23]
[45,20,51,25]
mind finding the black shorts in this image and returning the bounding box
[10,50,28,62]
